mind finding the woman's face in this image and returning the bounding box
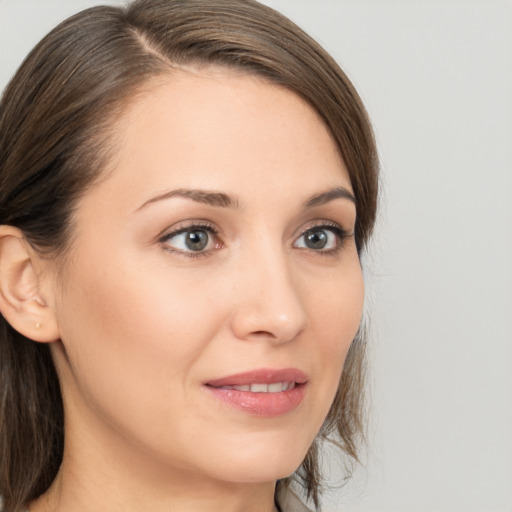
[48,68,364,485]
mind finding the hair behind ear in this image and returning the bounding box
[0,322,64,512]
[0,227,63,510]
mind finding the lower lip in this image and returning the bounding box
[205,384,306,417]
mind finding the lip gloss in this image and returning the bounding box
[204,368,308,417]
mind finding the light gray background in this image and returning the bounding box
[1,1,511,511]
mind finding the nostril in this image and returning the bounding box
[229,298,308,344]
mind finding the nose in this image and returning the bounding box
[229,248,309,344]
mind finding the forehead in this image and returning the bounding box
[91,67,351,211]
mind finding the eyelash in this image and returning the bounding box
[158,220,351,259]
[159,222,220,259]
[294,221,351,256]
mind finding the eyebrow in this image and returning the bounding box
[136,188,240,211]
[136,185,355,212]
[303,186,356,208]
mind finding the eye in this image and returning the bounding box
[160,224,220,255]
[293,224,348,252]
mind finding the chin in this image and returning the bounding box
[198,433,311,484]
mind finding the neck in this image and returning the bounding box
[30,461,279,512]
[29,416,279,512]
[31,479,279,512]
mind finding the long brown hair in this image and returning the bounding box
[0,1,379,510]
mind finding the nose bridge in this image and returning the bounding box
[230,237,309,343]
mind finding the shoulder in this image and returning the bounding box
[275,486,314,512]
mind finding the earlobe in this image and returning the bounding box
[0,225,60,343]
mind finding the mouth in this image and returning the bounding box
[204,368,308,417]
[211,381,297,393]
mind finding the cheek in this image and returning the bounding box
[311,258,364,344]
[306,261,364,397]
[54,254,227,423]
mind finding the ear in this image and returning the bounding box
[0,225,60,343]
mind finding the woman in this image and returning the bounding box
[0,1,378,511]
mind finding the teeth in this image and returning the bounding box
[251,383,268,392]
[220,382,295,393]
[267,383,283,393]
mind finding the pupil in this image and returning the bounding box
[305,229,327,249]
[185,230,208,251]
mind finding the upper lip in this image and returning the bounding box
[205,368,308,387]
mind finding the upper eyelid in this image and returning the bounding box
[158,220,219,240]
[295,219,352,237]
[162,224,216,238]
[296,224,350,242]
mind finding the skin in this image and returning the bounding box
[26,68,364,512]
